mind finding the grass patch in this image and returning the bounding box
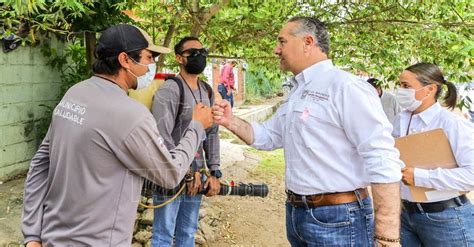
[218,130,236,140]
[243,96,266,105]
[219,130,248,145]
[248,148,285,178]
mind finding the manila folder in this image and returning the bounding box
[394,128,457,202]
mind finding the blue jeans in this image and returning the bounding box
[401,201,474,247]
[218,84,234,107]
[151,192,203,247]
[286,197,374,247]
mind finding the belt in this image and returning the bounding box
[402,195,469,213]
[152,180,185,196]
[287,188,369,208]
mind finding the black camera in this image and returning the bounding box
[200,182,269,198]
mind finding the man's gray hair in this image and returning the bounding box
[288,16,330,55]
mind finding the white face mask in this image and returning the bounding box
[128,60,156,89]
[396,87,427,111]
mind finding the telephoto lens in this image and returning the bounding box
[201,182,269,197]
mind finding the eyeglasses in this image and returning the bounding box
[179,48,209,57]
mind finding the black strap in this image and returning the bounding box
[405,112,414,136]
[165,76,214,127]
[165,76,185,126]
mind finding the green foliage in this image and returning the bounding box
[245,61,288,102]
[1,0,132,44]
[130,1,473,99]
[1,0,94,43]
[2,0,473,103]
[312,1,474,86]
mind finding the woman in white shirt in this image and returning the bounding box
[393,62,474,247]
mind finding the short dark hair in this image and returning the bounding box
[174,36,200,54]
[92,50,142,75]
[367,78,381,89]
[288,16,330,55]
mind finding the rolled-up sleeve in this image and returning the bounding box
[337,80,404,183]
[251,104,286,151]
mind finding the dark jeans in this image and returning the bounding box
[286,197,374,246]
[218,84,234,107]
[401,201,474,247]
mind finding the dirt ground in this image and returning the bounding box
[0,176,24,246]
[203,150,288,247]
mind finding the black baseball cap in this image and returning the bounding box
[95,24,171,58]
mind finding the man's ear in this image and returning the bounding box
[303,35,315,51]
[304,35,314,46]
[176,54,186,65]
[118,52,131,69]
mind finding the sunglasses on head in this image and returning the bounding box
[179,48,209,57]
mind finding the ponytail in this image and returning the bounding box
[443,80,458,109]
[405,63,458,109]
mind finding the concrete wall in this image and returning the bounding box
[0,40,63,181]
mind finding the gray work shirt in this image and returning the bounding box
[381,91,401,124]
[21,76,204,246]
[151,76,220,172]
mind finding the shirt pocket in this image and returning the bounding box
[291,101,341,149]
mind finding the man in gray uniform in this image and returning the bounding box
[21,24,213,247]
[150,37,221,246]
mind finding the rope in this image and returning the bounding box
[138,183,186,209]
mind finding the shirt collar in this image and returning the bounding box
[415,102,442,125]
[292,59,334,85]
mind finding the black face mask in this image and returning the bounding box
[184,55,207,74]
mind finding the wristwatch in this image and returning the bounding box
[209,170,222,179]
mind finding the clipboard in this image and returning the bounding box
[394,128,458,202]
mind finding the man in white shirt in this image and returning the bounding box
[213,16,403,247]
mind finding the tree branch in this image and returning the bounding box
[328,19,473,27]
[449,3,464,22]
[189,0,230,37]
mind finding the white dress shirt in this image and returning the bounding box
[393,102,474,202]
[251,60,403,195]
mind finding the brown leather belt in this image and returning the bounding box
[287,188,369,208]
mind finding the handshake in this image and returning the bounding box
[192,100,231,129]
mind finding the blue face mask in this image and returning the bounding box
[127,57,156,89]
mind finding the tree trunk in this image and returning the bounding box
[156,23,176,71]
[189,0,231,37]
[85,32,97,72]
